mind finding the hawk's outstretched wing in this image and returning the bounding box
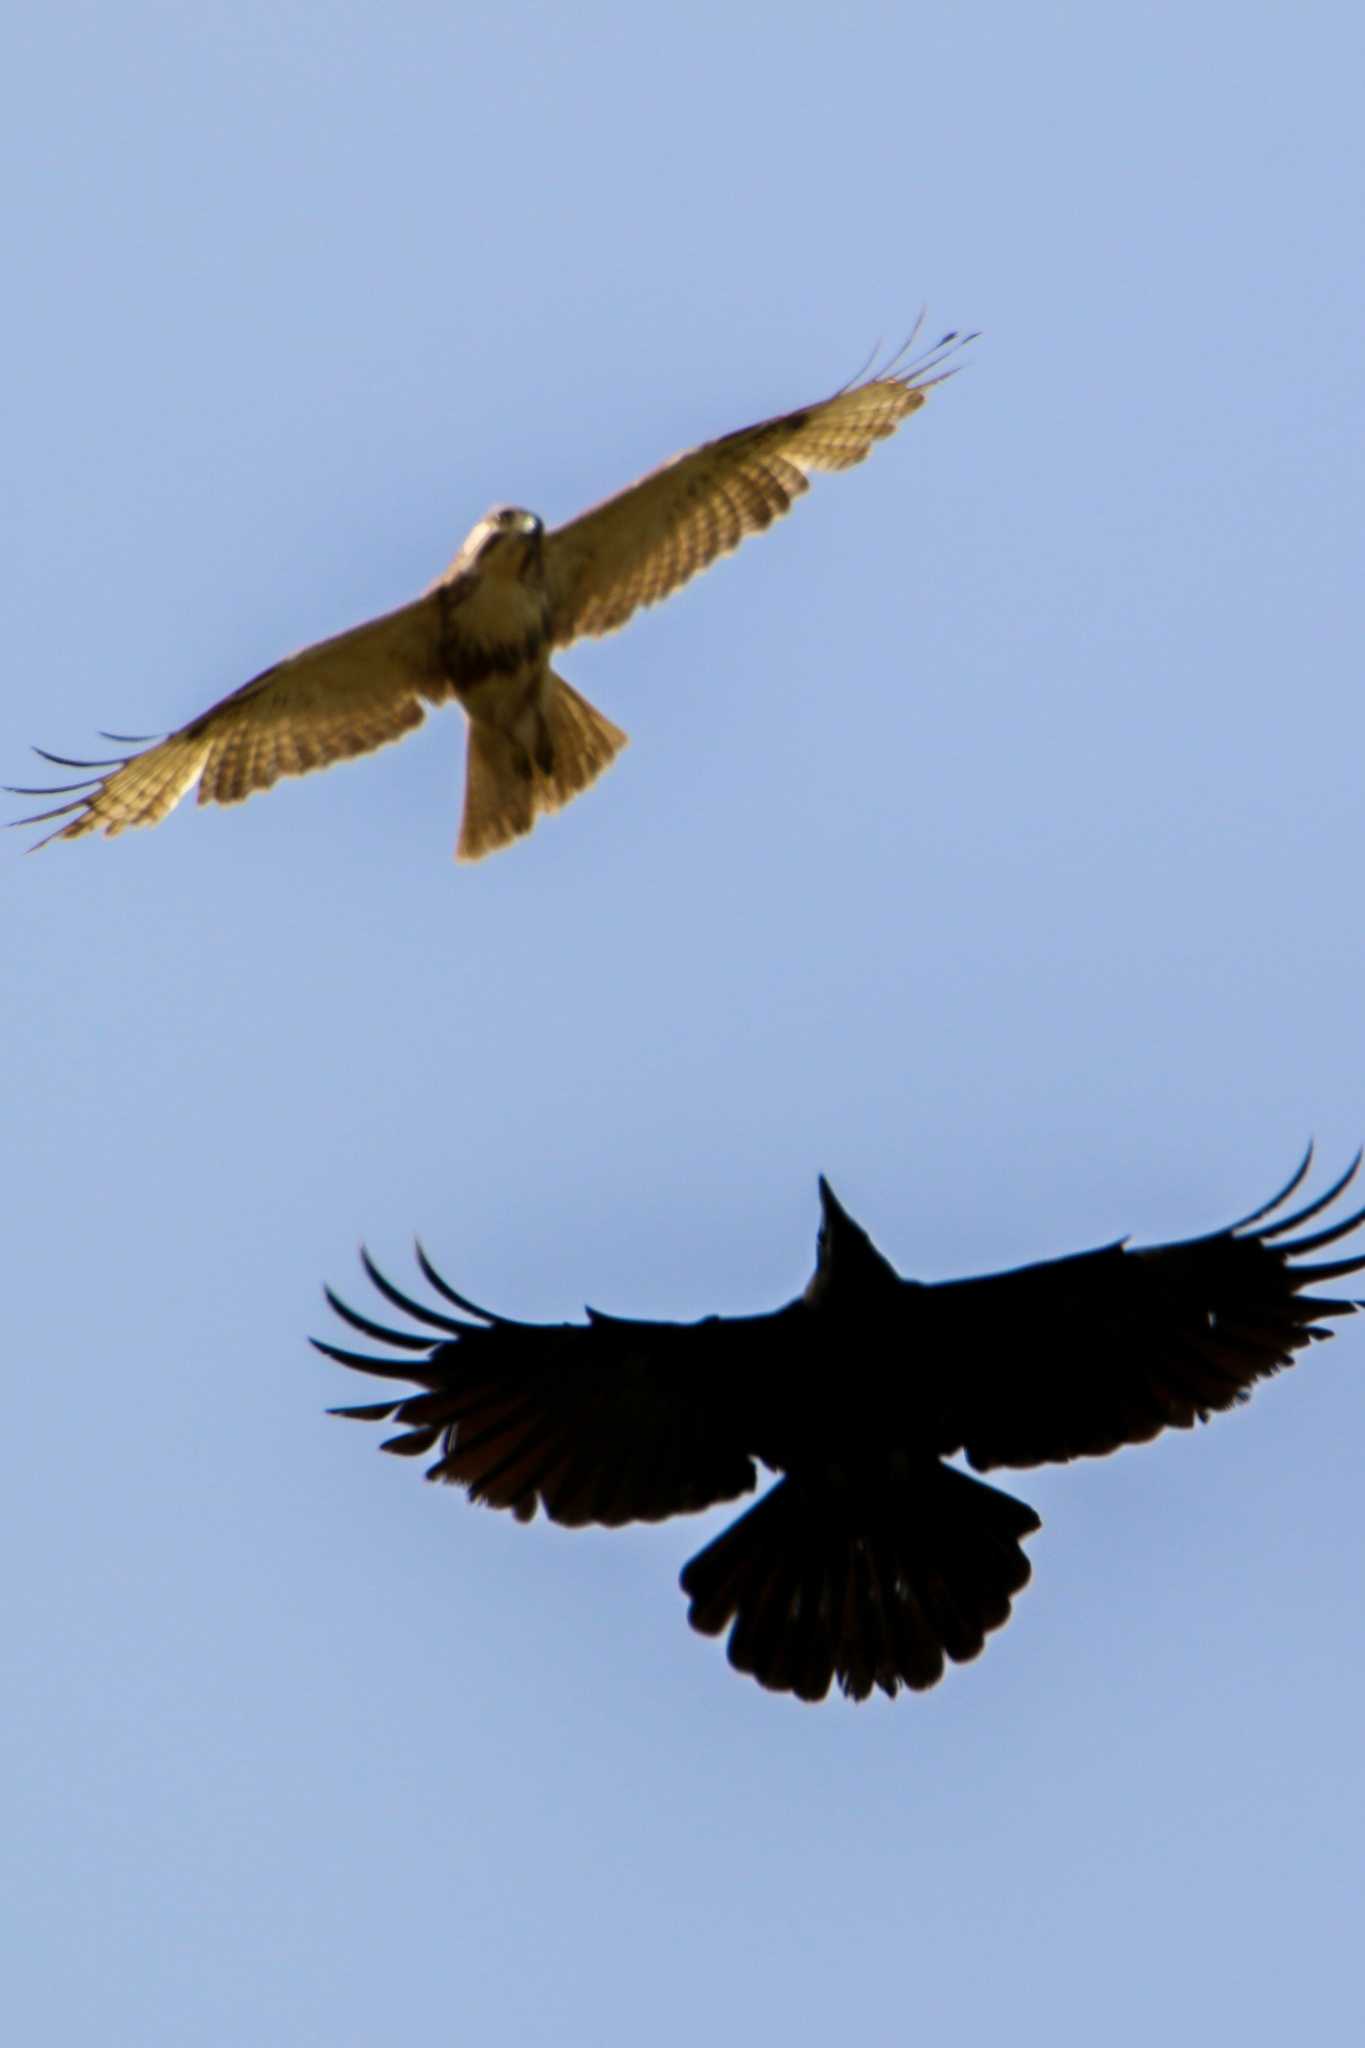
[544,330,968,645]
[9,599,438,848]
[315,1248,776,1527]
[924,1149,1365,1472]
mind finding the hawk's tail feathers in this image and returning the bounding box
[680,1462,1040,1704]
[456,673,627,862]
[539,674,629,814]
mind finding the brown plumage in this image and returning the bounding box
[10,330,966,860]
[314,1149,1364,1703]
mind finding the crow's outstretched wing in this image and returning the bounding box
[924,1151,1365,1472]
[315,1247,789,1527]
[544,331,967,645]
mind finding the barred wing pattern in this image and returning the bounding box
[9,603,435,848]
[545,331,968,643]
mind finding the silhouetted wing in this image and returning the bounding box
[928,1152,1365,1471]
[9,598,439,847]
[315,1246,778,1526]
[544,330,967,645]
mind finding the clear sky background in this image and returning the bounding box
[6,4,1364,2042]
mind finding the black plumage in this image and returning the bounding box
[315,1151,1363,1703]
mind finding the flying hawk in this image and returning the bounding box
[315,1150,1363,1702]
[11,331,966,861]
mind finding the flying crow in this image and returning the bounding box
[315,1151,1363,1702]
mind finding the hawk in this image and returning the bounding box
[11,331,967,861]
[315,1150,1363,1703]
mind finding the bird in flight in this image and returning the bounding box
[11,330,966,861]
[314,1150,1363,1703]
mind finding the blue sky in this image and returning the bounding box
[7,3,1365,2042]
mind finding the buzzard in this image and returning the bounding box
[315,1150,1363,1703]
[11,331,966,861]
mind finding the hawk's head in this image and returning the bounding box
[465,505,545,578]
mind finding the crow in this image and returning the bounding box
[315,1150,1363,1702]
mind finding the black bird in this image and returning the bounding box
[315,1151,1363,1703]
